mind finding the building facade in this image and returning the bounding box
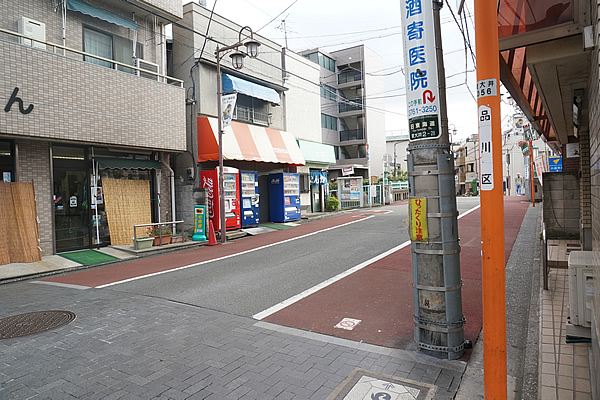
[497,0,599,394]
[300,45,386,181]
[1,0,185,255]
[171,2,332,229]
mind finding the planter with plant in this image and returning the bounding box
[146,225,172,246]
[326,196,340,211]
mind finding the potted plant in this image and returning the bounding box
[146,225,172,246]
[133,236,154,250]
[171,233,184,243]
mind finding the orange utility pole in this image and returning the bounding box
[475,1,507,399]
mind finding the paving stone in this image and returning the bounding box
[0,282,468,400]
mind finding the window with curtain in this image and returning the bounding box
[83,27,143,73]
[84,27,113,68]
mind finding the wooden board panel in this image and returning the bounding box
[102,178,151,246]
[0,182,41,265]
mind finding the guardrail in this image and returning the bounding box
[391,188,409,202]
[133,221,185,249]
[0,28,183,87]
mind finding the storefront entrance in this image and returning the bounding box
[53,147,90,252]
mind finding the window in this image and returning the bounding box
[234,94,270,126]
[321,114,337,130]
[304,52,336,72]
[320,84,336,101]
[83,27,143,72]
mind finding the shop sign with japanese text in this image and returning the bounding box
[400,0,441,141]
[409,198,428,241]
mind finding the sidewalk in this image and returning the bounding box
[0,209,351,284]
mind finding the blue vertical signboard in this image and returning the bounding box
[400,0,441,141]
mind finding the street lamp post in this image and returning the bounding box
[393,142,399,177]
[215,26,260,244]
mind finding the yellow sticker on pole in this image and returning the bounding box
[409,198,428,242]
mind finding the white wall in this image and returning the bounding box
[363,46,386,178]
[283,49,321,142]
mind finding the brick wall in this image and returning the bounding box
[17,139,53,255]
[1,0,186,152]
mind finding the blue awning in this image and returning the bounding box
[222,74,280,105]
[67,0,137,31]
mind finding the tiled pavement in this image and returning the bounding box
[0,282,465,400]
[540,268,593,400]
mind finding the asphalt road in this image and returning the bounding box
[106,197,481,318]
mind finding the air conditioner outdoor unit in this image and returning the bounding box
[18,17,46,50]
[134,59,160,81]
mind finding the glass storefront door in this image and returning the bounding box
[53,147,90,252]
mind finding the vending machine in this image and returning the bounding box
[269,173,301,222]
[239,171,260,227]
[200,167,241,231]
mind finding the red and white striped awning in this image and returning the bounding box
[196,117,305,166]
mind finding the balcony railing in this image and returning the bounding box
[338,98,363,113]
[340,129,364,142]
[338,70,362,84]
[233,105,269,126]
[0,28,183,87]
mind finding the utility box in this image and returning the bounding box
[18,17,46,50]
[568,251,598,328]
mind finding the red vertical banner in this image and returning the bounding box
[475,0,507,398]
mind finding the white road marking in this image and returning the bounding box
[252,203,481,320]
[96,216,374,288]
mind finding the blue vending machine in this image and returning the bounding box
[269,173,301,222]
[239,171,260,227]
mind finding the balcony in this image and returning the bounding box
[338,70,362,85]
[233,105,269,126]
[340,129,365,142]
[1,29,186,151]
[338,98,363,113]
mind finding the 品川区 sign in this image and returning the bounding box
[400,0,441,142]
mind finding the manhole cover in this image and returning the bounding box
[0,310,76,339]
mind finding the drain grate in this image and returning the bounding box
[0,310,76,339]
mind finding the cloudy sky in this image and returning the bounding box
[190,0,486,141]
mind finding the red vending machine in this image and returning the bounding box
[200,167,241,231]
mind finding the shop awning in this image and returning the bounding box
[97,158,161,170]
[67,0,137,31]
[222,74,280,105]
[197,117,305,166]
[297,140,336,164]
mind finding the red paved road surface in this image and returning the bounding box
[263,197,530,357]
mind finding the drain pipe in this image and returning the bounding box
[160,153,176,234]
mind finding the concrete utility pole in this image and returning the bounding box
[401,0,464,359]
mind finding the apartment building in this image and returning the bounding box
[300,45,386,180]
[454,135,479,196]
[1,0,186,254]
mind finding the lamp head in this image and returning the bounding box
[230,50,246,69]
[244,39,260,58]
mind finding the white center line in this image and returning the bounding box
[252,203,481,320]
